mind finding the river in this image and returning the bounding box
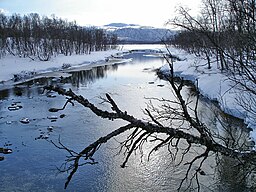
[0,45,252,191]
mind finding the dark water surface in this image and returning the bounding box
[0,47,250,191]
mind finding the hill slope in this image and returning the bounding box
[103,23,175,43]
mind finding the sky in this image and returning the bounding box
[0,0,201,28]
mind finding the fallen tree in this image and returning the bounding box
[44,57,256,191]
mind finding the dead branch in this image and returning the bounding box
[44,84,256,190]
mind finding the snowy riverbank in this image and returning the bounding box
[159,46,256,143]
[0,49,120,83]
[0,44,255,143]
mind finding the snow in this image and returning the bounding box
[103,23,173,43]
[0,49,119,83]
[0,44,255,143]
[159,46,256,143]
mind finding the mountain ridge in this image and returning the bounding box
[103,23,139,28]
[103,23,175,43]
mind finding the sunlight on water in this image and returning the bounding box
[0,46,250,191]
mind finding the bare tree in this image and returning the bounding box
[44,56,256,191]
[0,13,118,60]
[169,0,256,140]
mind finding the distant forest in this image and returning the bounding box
[168,0,256,128]
[169,0,256,71]
[0,13,118,60]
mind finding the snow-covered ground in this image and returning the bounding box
[0,49,120,83]
[0,45,255,143]
[158,46,256,143]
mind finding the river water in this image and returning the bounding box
[0,45,252,191]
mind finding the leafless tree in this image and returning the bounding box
[169,0,256,141]
[0,13,117,60]
[44,56,256,191]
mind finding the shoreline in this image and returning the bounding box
[156,68,247,124]
[1,44,255,144]
[158,47,256,145]
[0,49,123,90]
[0,49,121,83]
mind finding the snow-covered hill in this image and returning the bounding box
[103,23,175,43]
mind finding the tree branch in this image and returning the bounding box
[43,85,256,189]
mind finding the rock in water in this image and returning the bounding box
[20,117,30,124]
[8,102,23,111]
[60,114,66,118]
[47,126,54,132]
[49,108,59,112]
[47,116,58,120]
[0,148,13,154]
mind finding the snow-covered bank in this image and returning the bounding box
[0,49,120,83]
[159,46,256,143]
[1,44,255,143]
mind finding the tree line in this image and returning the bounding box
[0,13,118,60]
[170,0,256,70]
[169,0,256,125]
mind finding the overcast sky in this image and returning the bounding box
[0,0,201,28]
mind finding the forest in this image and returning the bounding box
[169,0,256,123]
[0,13,117,61]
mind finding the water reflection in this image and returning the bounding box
[68,64,119,87]
[186,85,254,191]
[215,113,254,192]
[0,89,9,100]
[0,51,254,191]
[0,65,118,99]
